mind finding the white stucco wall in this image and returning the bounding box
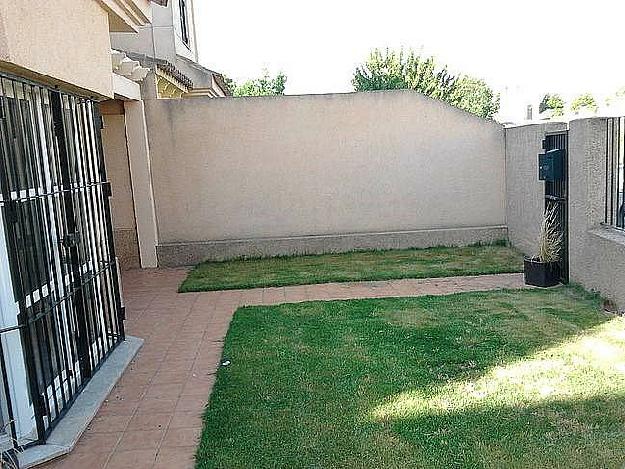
[110,0,197,63]
[0,0,113,97]
[144,91,506,249]
[111,4,174,60]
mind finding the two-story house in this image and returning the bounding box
[111,0,230,99]
[98,0,230,274]
[0,1,165,466]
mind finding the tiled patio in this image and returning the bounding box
[43,270,526,469]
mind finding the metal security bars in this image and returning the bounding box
[0,72,124,446]
[605,117,625,229]
[543,131,569,284]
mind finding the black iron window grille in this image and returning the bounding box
[605,117,625,230]
[0,71,125,453]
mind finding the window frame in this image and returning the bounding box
[178,0,190,46]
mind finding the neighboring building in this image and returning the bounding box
[110,0,230,98]
[101,1,230,272]
[0,0,161,466]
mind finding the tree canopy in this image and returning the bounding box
[539,94,565,117]
[226,70,287,97]
[452,78,500,120]
[352,48,500,119]
[606,87,625,107]
[570,93,598,115]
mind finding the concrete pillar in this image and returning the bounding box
[568,117,625,309]
[101,111,141,270]
[124,100,159,268]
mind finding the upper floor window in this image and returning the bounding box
[179,0,190,46]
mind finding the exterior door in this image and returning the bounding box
[542,131,569,284]
[0,72,125,444]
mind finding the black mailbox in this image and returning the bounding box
[538,149,565,181]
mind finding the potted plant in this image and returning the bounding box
[524,206,562,287]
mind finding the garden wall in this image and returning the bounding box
[144,90,507,266]
[505,118,625,310]
[568,118,625,310]
[504,122,567,256]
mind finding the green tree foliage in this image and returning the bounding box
[223,75,236,95]
[352,49,458,102]
[352,48,500,119]
[539,94,565,116]
[452,77,501,119]
[229,70,287,97]
[570,93,598,115]
[605,87,625,107]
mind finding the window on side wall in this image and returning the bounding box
[179,0,190,46]
[605,117,625,230]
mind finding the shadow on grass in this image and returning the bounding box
[374,392,625,469]
[197,287,625,469]
[369,315,625,468]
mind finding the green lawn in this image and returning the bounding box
[180,243,523,292]
[197,287,625,469]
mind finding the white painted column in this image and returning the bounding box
[124,100,159,268]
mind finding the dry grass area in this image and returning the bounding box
[181,242,522,292]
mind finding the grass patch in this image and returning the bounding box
[180,243,523,292]
[196,287,625,469]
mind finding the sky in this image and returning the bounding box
[195,0,625,120]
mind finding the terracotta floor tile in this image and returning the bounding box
[153,369,191,384]
[181,380,213,397]
[168,411,203,429]
[127,412,173,432]
[163,359,195,371]
[116,371,155,388]
[117,429,165,451]
[136,397,178,414]
[108,384,148,402]
[86,414,132,433]
[153,446,196,469]
[261,287,286,305]
[71,431,121,454]
[161,426,202,448]
[98,399,140,417]
[143,382,185,400]
[175,394,208,413]
[45,452,109,469]
[105,449,157,469]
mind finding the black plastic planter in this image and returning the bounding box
[524,257,559,287]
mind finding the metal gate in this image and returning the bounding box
[0,72,125,444]
[542,131,569,283]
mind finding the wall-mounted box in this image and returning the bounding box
[538,149,565,181]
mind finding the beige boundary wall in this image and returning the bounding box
[143,90,507,266]
[505,118,625,310]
